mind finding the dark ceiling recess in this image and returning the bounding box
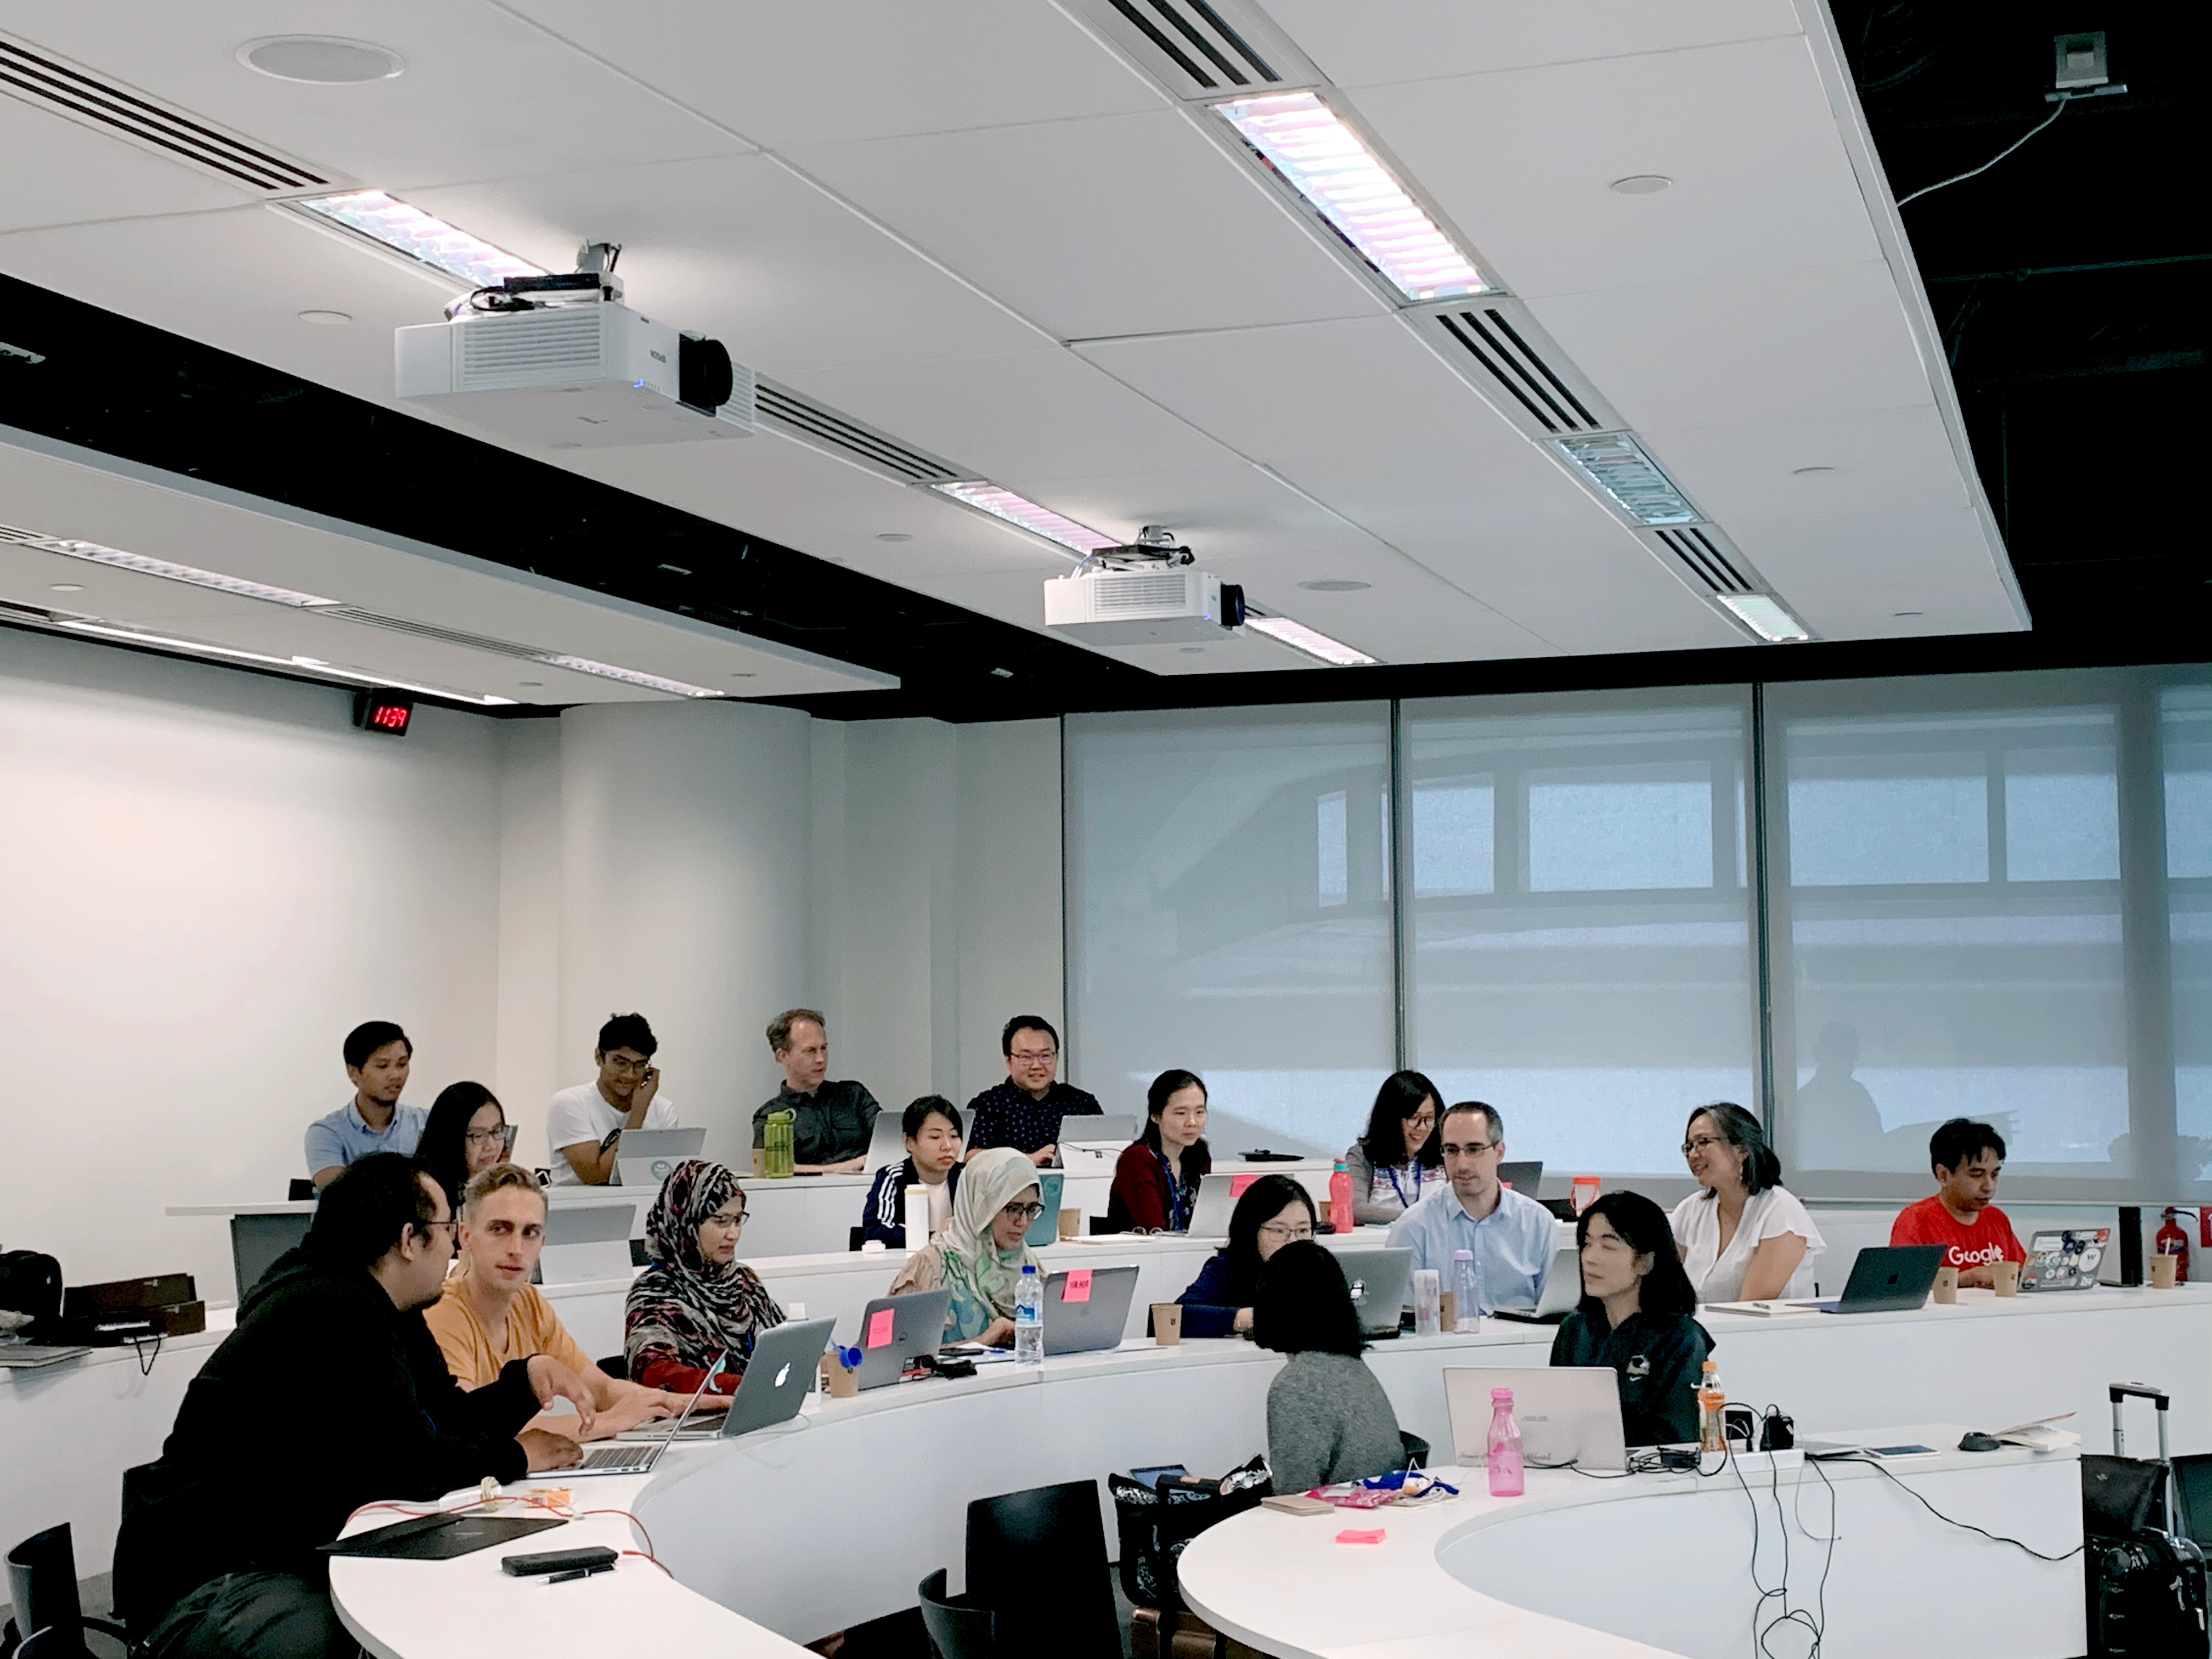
[0,8,2203,724]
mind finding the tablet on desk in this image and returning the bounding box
[322,1513,566,1561]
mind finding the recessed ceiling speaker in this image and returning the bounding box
[1610,174,1672,195]
[239,37,404,84]
[1299,579,1372,592]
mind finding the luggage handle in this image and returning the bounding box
[2110,1382,2171,1463]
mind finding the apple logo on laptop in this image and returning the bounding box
[774,1362,791,1386]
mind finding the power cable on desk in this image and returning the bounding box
[1730,1410,1838,1659]
[1832,1453,2084,1562]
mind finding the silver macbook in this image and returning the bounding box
[1445,1365,1626,1472]
[1043,1265,1139,1355]
[571,1358,723,1475]
[851,1290,953,1389]
[1492,1246,1583,1324]
[717,1318,835,1438]
[534,1201,636,1286]
[2022,1228,2107,1291]
[1186,1173,1246,1238]
[1059,1113,1137,1148]
[1334,1246,1414,1338]
[614,1127,706,1189]
[867,1113,911,1167]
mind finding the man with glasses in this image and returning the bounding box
[115,1154,598,1658]
[963,1014,1102,1167]
[546,1011,679,1186]
[1385,1101,1554,1314]
[752,1007,880,1175]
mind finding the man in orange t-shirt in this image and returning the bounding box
[1889,1119,2024,1289]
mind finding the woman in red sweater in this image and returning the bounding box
[1107,1069,1212,1232]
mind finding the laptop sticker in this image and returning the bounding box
[1064,1268,1093,1303]
[866,1307,896,1347]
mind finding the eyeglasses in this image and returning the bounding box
[1000,1202,1048,1223]
[1682,1134,1733,1157]
[603,1054,653,1076]
[1008,1049,1057,1065]
[1446,1141,1500,1155]
[1257,1222,1313,1243]
[702,1209,748,1231]
[462,1127,510,1147]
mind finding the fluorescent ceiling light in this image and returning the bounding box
[1716,593,1813,644]
[1553,433,1699,526]
[53,620,517,703]
[293,190,543,287]
[534,655,722,698]
[1214,91,1487,303]
[0,525,340,607]
[1244,614,1379,667]
[930,482,1118,556]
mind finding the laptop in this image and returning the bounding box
[851,1290,953,1389]
[1024,1170,1066,1247]
[1446,1365,1626,1472]
[1808,1244,1944,1313]
[1335,1246,1414,1338]
[867,1112,910,1168]
[571,1357,726,1474]
[2021,1228,2108,1291]
[1186,1172,1248,1238]
[1059,1114,1138,1150]
[1497,1160,1544,1199]
[614,1127,707,1190]
[1042,1265,1139,1355]
[1491,1246,1584,1324]
[533,1201,636,1286]
[716,1318,836,1438]
[2174,1454,2212,1548]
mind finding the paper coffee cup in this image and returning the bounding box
[1059,1206,1081,1240]
[1150,1303,1183,1345]
[1438,1290,1457,1333]
[819,1355,860,1398]
[2151,1254,2179,1289]
[1932,1265,1959,1304]
[1991,1259,2021,1297]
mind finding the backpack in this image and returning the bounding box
[0,1250,63,1333]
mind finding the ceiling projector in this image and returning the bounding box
[394,244,755,450]
[1042,530,1246,645]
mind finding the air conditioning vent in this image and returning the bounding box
[1413,298,1621,439]
[319,608,543,660]
[1066,0,1317,101]
[0,32,336,193]
[755,380,961,484]
[1643,525,1762,597]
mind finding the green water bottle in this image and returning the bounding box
[763,1109,795,1179]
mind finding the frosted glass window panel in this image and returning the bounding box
[1528,766,1713,891]
[1404,694,1756,1174]
[1412,781,1494,896]
[1774,687,2131,1180]
[2167,687,2212,1176]
[1066,704,1394,1153]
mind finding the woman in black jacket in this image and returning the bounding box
[1549,1189,1714,1446]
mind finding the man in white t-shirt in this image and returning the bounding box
[545,1012,679,1186]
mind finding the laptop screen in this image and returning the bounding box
[2175,1455,2212,1547]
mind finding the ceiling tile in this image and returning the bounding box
[1350,36,1878,299]
[1639,405,1977,529]
[0,96,245,230]
[787,111,1384,340]
[1723,506,2026,639]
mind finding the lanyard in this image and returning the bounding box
[1383,1163,1425,1211]
[1156,1146,1195,1231]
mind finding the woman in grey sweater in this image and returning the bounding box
[1254,1241,1404,1491]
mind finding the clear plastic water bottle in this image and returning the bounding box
[1452,1248,1481,1332]
[1014,1263,1044,1365]
[1486,1386,1525,1497]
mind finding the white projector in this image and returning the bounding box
[1042,568,1242,645]
[394,302,755,450]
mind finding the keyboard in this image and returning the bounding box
[577,1444,654,1472]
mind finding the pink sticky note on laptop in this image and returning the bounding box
[866,1307,896,1348]
[1063,1268,1092,1304]
[1229,1173,1259,1197]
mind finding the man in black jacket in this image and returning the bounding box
[115,1154,597,1657]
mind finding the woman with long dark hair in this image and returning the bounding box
[1172,1173,1319,1337]
[1343,1070,1442,1224]
[1550,1190,1714,1446]
[1254,1241,1403,1490]
[1106,1069,1212,1232]
[1669,1102,1824,1302]
[415,1081,511,1214]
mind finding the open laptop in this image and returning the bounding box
[1808,1244,1944,1313]
[1042,1265,1139,1355]
[1335,1246,1414,1338]
[716,1318,835,1438]
[1059,1113,1138,1150]
[1186,1172,1248,1238]
[866,1112,910,1168]
[851,1290,953,1389]
[533,1201,636,1286]
[1446,1365,1626,1471]
[2022,1228,2108,1291]
[614,1127,707,1190]
[1491,1245,1583,1324]
[572,1357,726,1474]
[1497,1160,1544,1198]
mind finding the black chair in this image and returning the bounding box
[286,1179,317,1202]
[849,1226,867,1252]
[1400,1430,1431,1470]
[17,1628,65,1659]
[596,1356,628,1381]
[4,1525,128,1658]
[964,1481,1120,1659]
[917,1568,995,1659]
[111,1463,160,1639]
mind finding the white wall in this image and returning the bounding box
[0,630,1063,1300]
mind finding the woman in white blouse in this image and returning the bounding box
[1669,1103,1824,1303]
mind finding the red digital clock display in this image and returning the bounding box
[369,701,411,732]
[353,691,415,736]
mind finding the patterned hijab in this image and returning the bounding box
[625,1158,783,1376]
[934,1147,1045,1333]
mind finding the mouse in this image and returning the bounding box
[1958,1431,2002,1452]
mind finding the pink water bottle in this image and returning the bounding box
[1329,1160,1352,1234]
[1486,1386,1525,1497]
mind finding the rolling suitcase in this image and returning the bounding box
[2085,1383,2209,1657]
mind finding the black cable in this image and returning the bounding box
[1835,1454,2084,1562]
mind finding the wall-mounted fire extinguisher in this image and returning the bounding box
[2155,1207,2190,1283]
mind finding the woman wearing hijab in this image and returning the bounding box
[887,1146,1044,1345]
[624,1158,785,1394]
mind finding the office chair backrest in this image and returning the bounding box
[917,1567,996,1659]
[5,1526,83,1654]
[964,1480,1120,1659]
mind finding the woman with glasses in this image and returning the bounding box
[415,1082,513,1215]
[1551,1190,1713,1446]
[624,1159,784,1393]
[1670,1103,1825,1304]
[1172,1175,1319,1338]
[1344,1070,1444,1226]
[888,1147,1045,1345]
[1106,1069,1212,1233]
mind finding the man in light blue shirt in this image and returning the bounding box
[1386,1101,1554,1313]
[304,1020,427,1187]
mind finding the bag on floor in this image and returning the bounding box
[1111,1457,1270,1613]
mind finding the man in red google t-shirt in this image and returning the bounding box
[1889,1118,2025,1289]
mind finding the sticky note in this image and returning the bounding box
[866,1307,896,1348]
[1064,1268,1092,1303]
[1229,1173,1259,1197]
[1335,1528,1386,1545]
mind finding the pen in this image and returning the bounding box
[545,1565,613,1585]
